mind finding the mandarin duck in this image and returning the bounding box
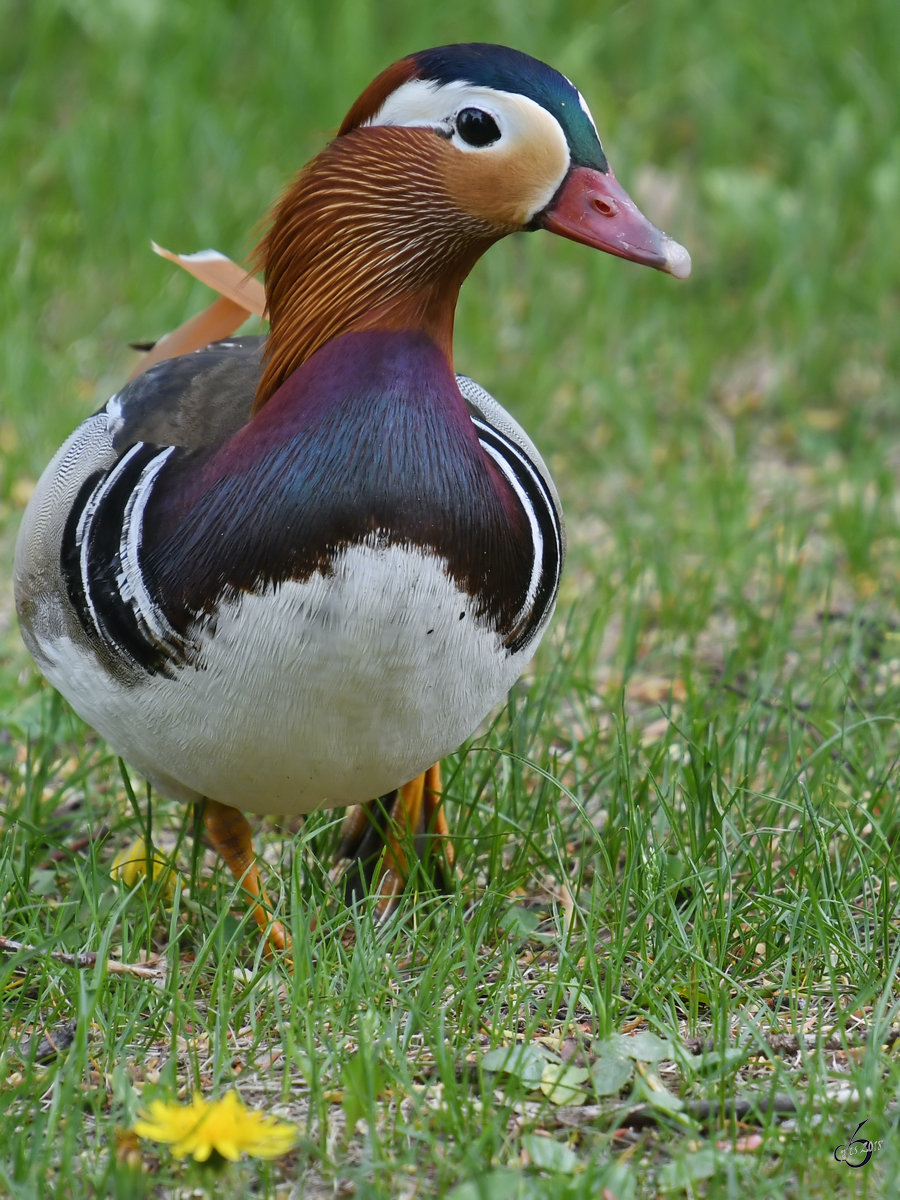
[14,44,689,951]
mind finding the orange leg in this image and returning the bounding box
[423,763,454,867]
[333,762,456,916]
[201,799,289,955]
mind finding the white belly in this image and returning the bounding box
[40,542,546,814]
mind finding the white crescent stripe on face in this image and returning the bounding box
[366,78,567,152]
[364,79,572,222]
[367,79,502,132]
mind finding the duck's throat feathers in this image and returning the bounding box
[254,127,508,411]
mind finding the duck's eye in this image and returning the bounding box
[455,107,501,147]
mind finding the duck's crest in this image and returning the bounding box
[341,44,607,171]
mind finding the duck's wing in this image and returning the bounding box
[108,336,265,453]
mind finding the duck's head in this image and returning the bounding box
[256,43,690,407]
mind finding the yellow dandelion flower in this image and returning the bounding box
[110,836,178,902]
[133,1091,297,1162]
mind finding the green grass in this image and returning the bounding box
[3,0,900,1195]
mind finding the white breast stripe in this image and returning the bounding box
[478,438,543,615]
[119,446,181,647]
[76,443,147,644]
[74,483,104,640]
[472,416,563,649]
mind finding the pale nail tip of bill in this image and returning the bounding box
[662,236,692,280]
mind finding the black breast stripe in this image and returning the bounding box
[60,442,187,676]
[472,417,563,654]
[58,344,561,676]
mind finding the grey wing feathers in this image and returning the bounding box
[106,336,265,452]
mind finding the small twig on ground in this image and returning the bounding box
[0,937,164,980]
